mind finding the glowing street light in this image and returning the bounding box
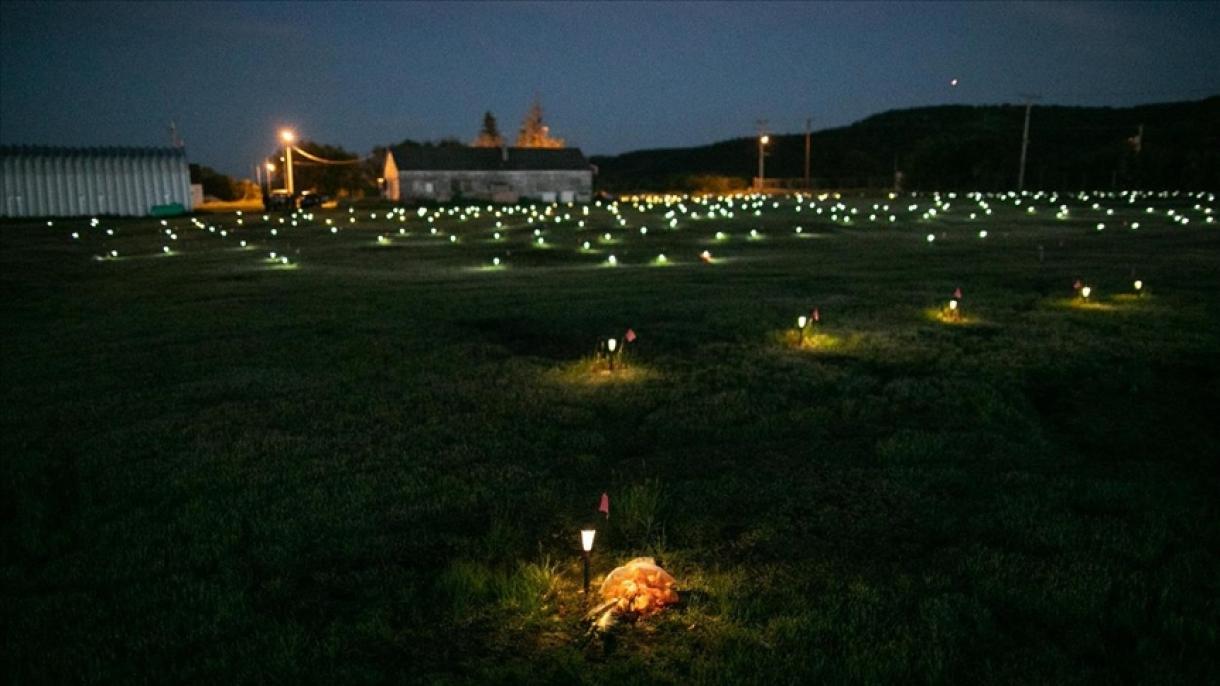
[580,528,597,594]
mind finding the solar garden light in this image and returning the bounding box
[797,315,808,344]
[580,528,597,595]
[1134,280,1143,296]
[607,338,618,371]
[948,299,959,321]
[1081,285,1092,301]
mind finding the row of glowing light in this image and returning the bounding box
[64,190,1215,261]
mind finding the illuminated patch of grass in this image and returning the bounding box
[544,356,663,386]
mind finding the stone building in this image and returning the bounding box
[382,146,593,203]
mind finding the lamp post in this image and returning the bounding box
[757,134,770,191]
[263,162,275,196]
[580,528,596,594]
[280,129,296,196]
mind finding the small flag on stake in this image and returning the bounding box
[598,492,610,519]
[1073,279,1082,291]
[812,307,820,323]
[625,328,636,343]
[953,287,962,299]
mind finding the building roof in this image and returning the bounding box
[0,145,187,159]
[389,146,590,172]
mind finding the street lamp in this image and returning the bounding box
[279,129,296,196]
[757,135,770,191]
[580,528,596,594]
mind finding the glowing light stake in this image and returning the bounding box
[492,257,501,267]
[1081,285,1092,301]
[1134,279,1143,296]
[607,337,618,371]
[700,250,712,263]
[580,528,596,594]
[797,315,809,344]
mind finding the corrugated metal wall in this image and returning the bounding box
[0,146,194,217]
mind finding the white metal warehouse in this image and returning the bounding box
[0,145,194,218]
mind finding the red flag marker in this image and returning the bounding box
[1073,279,1082,291]
[625,328,636,343]
[598,492,610,519]
[812,308,820,323]
[953,287,962,299]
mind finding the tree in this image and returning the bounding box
[472,111,504,148]
[188,164,241,201]
[291,141,376,198]
[516,96,565,148]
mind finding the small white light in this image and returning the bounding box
[607,339,617,353]
[926,234,936,243]
[1134,280,1142,291]
[949,299,958,310]
[797,315,807,328]
[1081,286,1092,299]
[492,257,501,266]
[607,254,617,265]
[580,529,596,552]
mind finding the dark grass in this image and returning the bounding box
[2,193,1219,684]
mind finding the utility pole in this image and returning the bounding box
[284,146,295,195]
[1016,93,1041,192]
[756,119,768,191]
[804,117,812,189]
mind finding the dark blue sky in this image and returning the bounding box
[3,1,1217,177]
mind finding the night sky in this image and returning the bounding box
[2,1,1217,177]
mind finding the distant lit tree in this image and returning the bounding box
[472,111,504,148]
[516,96,565,148]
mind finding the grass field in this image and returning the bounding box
[2,190,1218,684]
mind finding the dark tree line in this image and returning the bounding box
[592,97,1220,192]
